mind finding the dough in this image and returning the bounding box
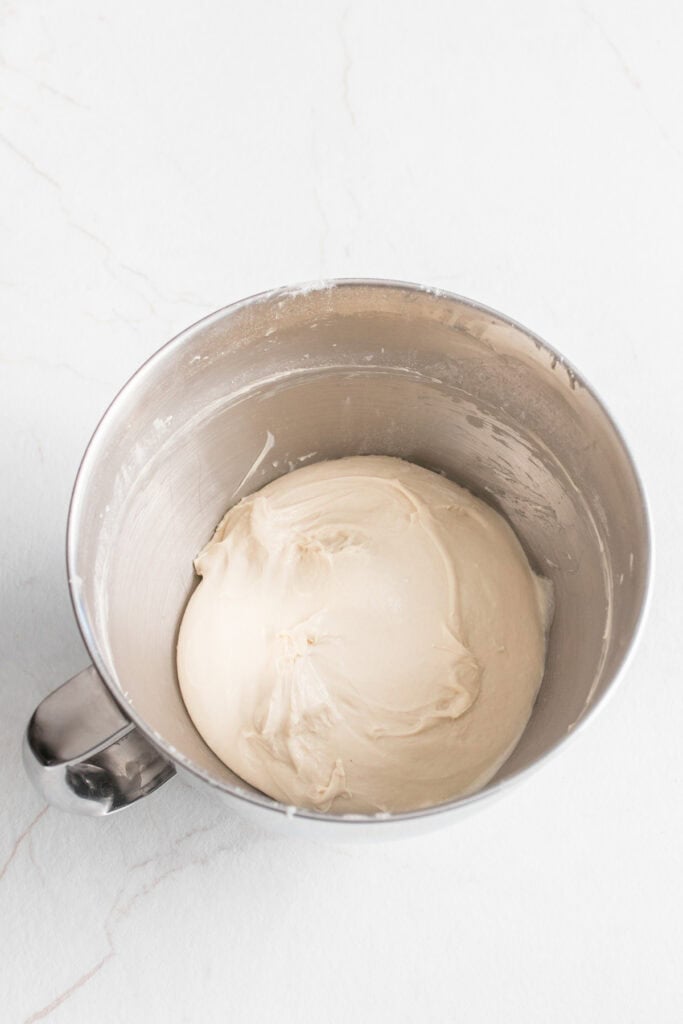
[177,456,552,814]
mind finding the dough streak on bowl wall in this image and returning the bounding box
[177,456,553,815]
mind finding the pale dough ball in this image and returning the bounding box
[177,456,551,814]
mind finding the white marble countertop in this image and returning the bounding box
[2,1,681,1020]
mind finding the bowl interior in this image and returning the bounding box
[70,283,649,815]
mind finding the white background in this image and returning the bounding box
[1,1,681,1021]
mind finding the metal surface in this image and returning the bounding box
[24,665,175,815]
[24,280,651,836]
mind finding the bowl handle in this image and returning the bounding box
[23,665,176,816]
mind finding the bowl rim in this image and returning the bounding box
[66,278,654,827]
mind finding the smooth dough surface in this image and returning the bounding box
[177,456,551,814]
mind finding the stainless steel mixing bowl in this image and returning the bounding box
[24,280,651,838]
